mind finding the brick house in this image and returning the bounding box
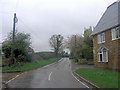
[91,1,120,70]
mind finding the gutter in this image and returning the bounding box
[73,72,100,89]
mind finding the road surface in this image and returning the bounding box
[7,58,89,88]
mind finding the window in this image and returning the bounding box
[98,51,102,62]
[97,33,105,43]
[111,26,120,40]
[103,50,108,62]
[97,46,108,62]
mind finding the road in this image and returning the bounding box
[7,58,89,88]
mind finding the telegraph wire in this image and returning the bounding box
[1,0,19,14]
[17,17,37,36]
[15,0,20,13]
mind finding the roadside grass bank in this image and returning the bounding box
[2,58,61,71]
[75,68,119,88]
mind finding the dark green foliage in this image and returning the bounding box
[2,31,32,66]
[83,26,93,59]
[78,61,87,64]
[17,54,26,62]
[83,47,93,59]
[2,44,12,58]
[72,26,93,60]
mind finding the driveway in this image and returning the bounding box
[6,58,89,88]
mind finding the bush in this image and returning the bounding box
[17,55,25,62]
[2,44,12,58]
[74,59,78,62]
[2,31,32,66]
[67,27,93,60]
[2,56,12,66]
[26,53,33,62]
[78,61,87,64]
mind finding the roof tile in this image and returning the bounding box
[91,1,120,36]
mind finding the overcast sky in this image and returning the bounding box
[0,0,117,52]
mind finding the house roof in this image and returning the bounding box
[97,46,109,52]
[28,47,34,53]
[91,1,120,36]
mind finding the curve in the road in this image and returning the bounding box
[7,58,90,89]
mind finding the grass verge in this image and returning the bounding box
[2,58,61,71]
[75,68,119,88]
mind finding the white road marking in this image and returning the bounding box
[5,59,62,84]
[48,72,52,81]
[5,72,27,84]
[5,58,90,89]
[69,62,91,89]
[75,72,99,88]
[71,72,90,89]
[58,58,63,62]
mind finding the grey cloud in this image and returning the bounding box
[1,0,116,52]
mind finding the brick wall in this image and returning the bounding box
[93,29,120,69]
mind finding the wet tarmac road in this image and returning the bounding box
[7,58,89,88]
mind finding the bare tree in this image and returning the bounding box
[49,34,63,57]
[64,34,83,51]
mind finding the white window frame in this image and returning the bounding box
[111,26,120,40]
[97,35,101,43]
[97,33,105,44]
[101,33,105,42]
[98,52,102,62]
[102,50,108,62]
[97,50,108,63]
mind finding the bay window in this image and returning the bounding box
[97,46,108,62]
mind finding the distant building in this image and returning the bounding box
[28,47,34,54]
[91,1,120,69]
[63,48,71,55]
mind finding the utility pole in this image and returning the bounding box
[11,13,18,64]
[13,13,17,40]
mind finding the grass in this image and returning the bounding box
[2,58,61,71]
[75,68,119,88]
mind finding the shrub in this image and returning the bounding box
[2,31,32,66]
